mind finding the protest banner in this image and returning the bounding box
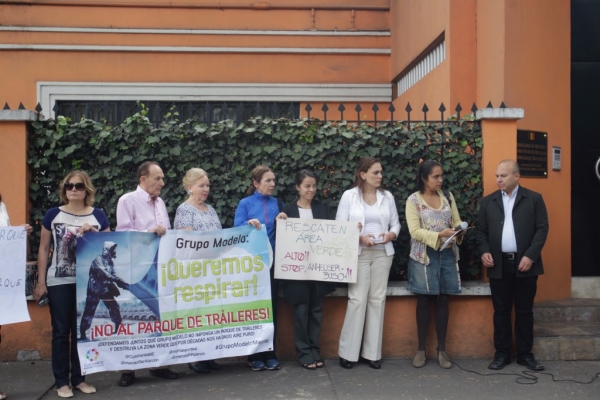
[0,226,30,324]
[274,218,359,283]
[76,226,273,374]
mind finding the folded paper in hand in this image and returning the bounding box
[440,227,472,251]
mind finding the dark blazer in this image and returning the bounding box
[476,186,549,279]
[280,200,336,305]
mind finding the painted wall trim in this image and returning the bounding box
[396,40,445,97]
[0,110,37,121]
[476,108,524,120]
[0,44,391,54]
[0,26,391,36]
[37,82,393,116]
[0,1,389,11]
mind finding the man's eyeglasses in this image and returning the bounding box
[65,182,86,191]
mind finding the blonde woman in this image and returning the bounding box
[174,168,223,373]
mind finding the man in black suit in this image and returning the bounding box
[476,160,549,371]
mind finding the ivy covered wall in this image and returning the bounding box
[27,110,483,279]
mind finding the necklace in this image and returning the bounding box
[297,202,312,209]
[62,205,88,222]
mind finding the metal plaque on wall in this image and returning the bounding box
[517,130,548,178]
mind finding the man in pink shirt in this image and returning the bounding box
[116,161,178,387]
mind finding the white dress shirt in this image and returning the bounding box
[501,185,519,252]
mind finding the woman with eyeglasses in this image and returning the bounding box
[33,171,110,398]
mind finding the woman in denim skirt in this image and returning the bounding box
[405,160,465,370]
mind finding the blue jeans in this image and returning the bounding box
[48,283,85,388]
[408,247,461,295]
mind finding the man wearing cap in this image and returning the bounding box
[476,159,549,372]
[115,161,178,386]
[79,241,128,340]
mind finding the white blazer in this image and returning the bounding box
[336,187,401,256]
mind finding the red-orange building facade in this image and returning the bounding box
[0,0,572,361]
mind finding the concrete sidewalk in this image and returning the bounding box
[1,358,599,400]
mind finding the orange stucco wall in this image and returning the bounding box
[3,296,494,361]
[0,0,391,109]
[0,121,29,225]
[0,0,572,362]
[476,0,505,107]
[504,0,571,301]
[476,0,571,301]
[278,296,494,361]
[391,0,450,113]
[391,0,448,75]
[391,0,477,117]
[390,0,571,302]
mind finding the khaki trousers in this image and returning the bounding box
[338,249,393,362]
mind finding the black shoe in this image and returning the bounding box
[188,362,210,374]
[339,358,353,369]
[149,368,179,379]
[488,356,511,370]
[118,372,135,387]
[517,356,545,371]
[360,357,381,369]
[203,360,222,371]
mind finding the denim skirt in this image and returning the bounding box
[407,247,461,295]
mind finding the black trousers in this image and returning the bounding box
[293,283,324,365]
[489,257,538,360]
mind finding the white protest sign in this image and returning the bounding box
[274,218,359,283]
[0,226,31,324]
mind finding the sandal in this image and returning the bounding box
[301,362,317,370]
[0,390,6,400]
[315,359,325,368]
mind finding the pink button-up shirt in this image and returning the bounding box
[116,186,171,232]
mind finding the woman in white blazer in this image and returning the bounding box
[336,158,401,369]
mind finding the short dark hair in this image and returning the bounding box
[416,160,442,193]
[294,169,318,186]
[138,161,160,181]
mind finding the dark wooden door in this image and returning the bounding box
[571,0,600,276]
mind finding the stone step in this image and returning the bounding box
[533,298,600,323]
[533,321,600,360]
